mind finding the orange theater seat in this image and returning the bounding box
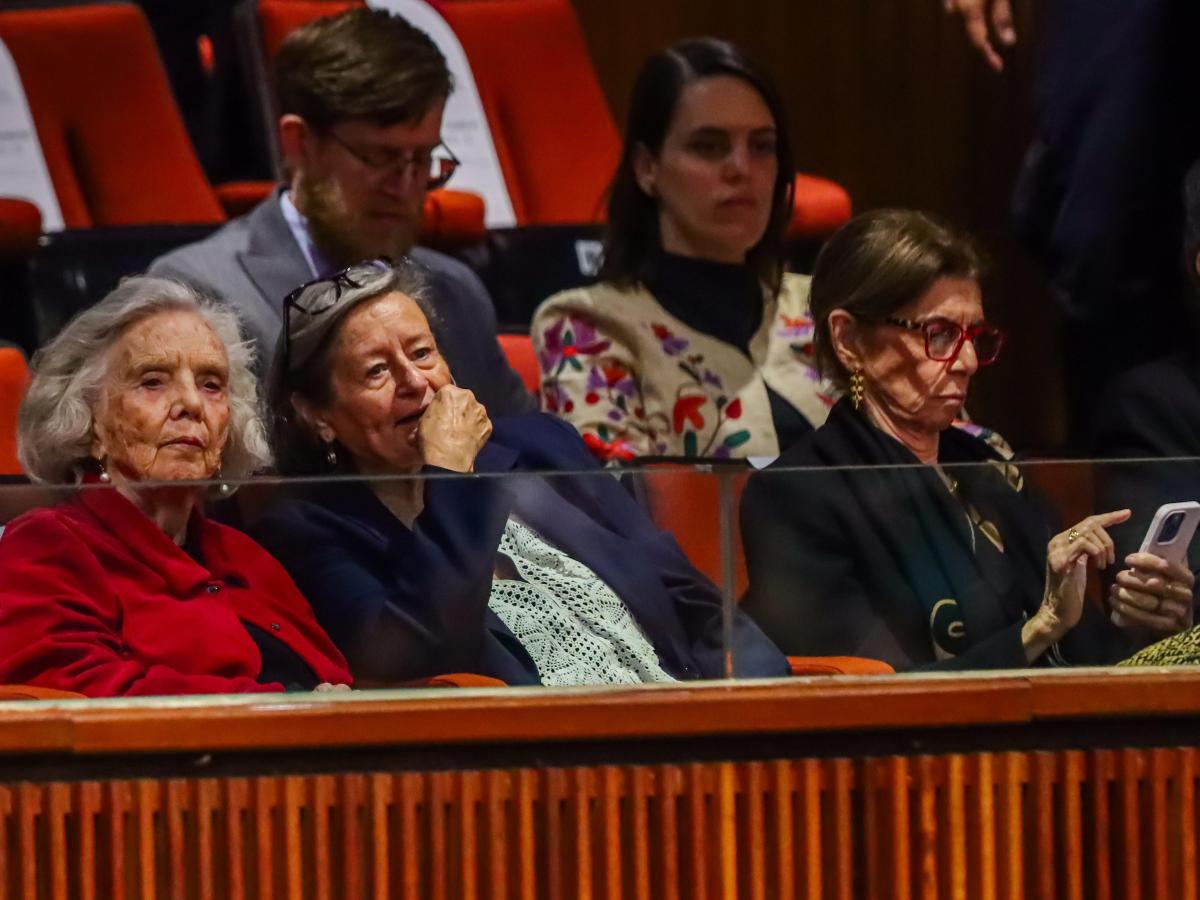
[0,685,85,701]
[0,3,225,227]
[441,0,618,226]
[789,173,852,241]
[257,0,361,60]
[0,198,42,259]
[0,348,29,476]
[787,656,895,676]
[640,463,750,598]
[498,332,540,393]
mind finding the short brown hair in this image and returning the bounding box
[274,8,453,131]
[809,209,983,390]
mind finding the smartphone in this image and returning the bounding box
[1111,501,1200,625]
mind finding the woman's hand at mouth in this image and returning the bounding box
[415,385,493,472]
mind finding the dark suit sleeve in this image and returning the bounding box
[740,472,1029,672]
[623,500,789,679]
[536,419,788,678]
[257,475,510,684]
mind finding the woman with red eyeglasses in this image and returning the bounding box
[740,209,1192,671]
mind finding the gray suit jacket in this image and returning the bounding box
[148,188,534,416]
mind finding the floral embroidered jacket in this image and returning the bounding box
[531,275,834,459]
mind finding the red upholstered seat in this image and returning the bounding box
[790,173,852,241]
[0,685,85,701]
[441,0,618,226]
[0,199,42,259]
[498,333,540,393]
[0,3,224,227]
[787,656,895,676]
[639,463,751,597]
[257,0,361,60]
[0,348,29,476]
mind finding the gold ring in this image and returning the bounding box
[1068,529,1081,544]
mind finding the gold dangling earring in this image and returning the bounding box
[850,370,865,411]
[97,458,111,483]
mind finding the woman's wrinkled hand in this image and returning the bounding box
[944,0,1017,72]
[313,682,352,693]
[1109,552,1194,637]
[1029,510,1131,652]
[416,385,493,472]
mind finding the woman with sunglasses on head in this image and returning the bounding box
[741,209,1191,671]
[532,38,831,460]
[250,259,788,687]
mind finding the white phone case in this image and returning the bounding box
[1111,501,1200,625]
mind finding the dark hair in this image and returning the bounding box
[809,209,984,391]
[274,8,453,132]
[598,38,795,294]
[1184,157,1200,293]
[269,259,435,475]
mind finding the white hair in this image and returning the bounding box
[18,276,272,484]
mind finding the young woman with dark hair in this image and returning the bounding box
[532,38,831,460]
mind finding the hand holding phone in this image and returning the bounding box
[1111,501,1200,626]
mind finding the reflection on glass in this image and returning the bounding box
[741,453,1200,673]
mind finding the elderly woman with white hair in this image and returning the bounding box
[0,276,352,697]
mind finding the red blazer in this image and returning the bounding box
[0,487,351,697]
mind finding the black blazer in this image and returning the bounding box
[251,414,788,685]
[741,400,1130,672]
[1092,354,1200,576]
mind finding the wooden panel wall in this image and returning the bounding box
[568,0,1062,449]
[3,747,1199,899]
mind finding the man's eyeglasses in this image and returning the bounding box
[882,315,1005,366]
[325,132,460,190]
[282,259,394,374]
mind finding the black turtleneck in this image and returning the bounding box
[644,251,812,451]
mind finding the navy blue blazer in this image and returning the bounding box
[251,414,787,685]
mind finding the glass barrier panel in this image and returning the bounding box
[1,455,1199,707]
[728,455,1200,677]
[0,465,758,700]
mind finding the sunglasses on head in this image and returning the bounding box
[281,258,394,374]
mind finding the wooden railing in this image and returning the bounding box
[3,669,1200,898]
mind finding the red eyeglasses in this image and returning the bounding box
[883,316,1005,366]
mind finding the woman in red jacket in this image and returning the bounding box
[0,276,351,697]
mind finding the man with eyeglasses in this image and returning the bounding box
[150,7,534,415]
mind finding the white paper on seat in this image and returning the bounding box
[0,38,62,231]
[367,0,516,229]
